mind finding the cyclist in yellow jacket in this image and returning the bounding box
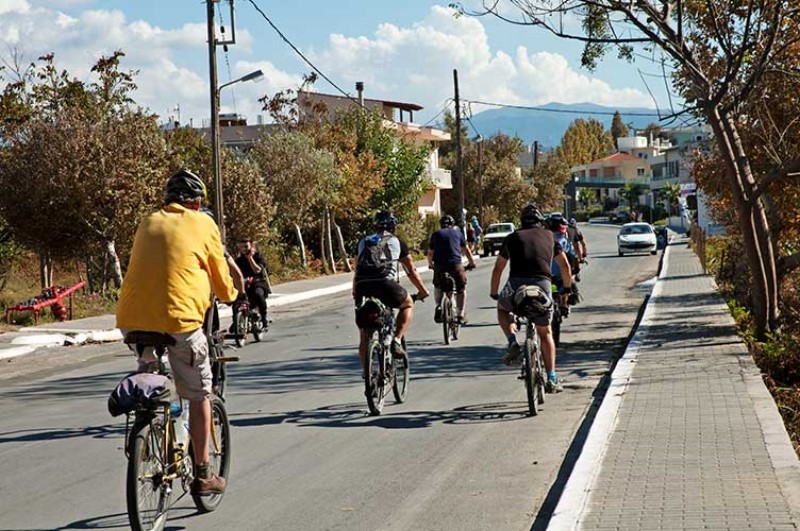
[117,169,238,496]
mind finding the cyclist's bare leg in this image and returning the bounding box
[434,288,443,305]
[189,398,211,464]
[535,324,556,372]
[456,291,466,318]
[394,295,414,340]
[497,307,518,336]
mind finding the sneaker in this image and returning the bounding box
[191,474,226,496]
[503,341,522,366]
[545,376,563,394]
[391,338,408,361]
[261,316,269,328]
[434,306,442,323]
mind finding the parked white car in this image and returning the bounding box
[618,222,657,256]
[482,222,516,256]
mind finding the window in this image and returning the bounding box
[637,168,645,176]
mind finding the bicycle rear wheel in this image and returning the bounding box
[192,396,231,513]
[442,297,451,345]
[392,337,409,403]
[127,418,170,531]
[523,336,539,416]
[365,338,386,415]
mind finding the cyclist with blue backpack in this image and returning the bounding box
[353,211,429,372]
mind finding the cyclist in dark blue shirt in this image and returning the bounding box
[427,215,476,324]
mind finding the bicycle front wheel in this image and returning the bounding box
[234,312,248,348]
[442,297,451,345]
[552,309,562,348]
[127,418,170,531]
[365,338,386,415]
[523,337,539,416]
[192,396,231,513]
[392,337,409,403]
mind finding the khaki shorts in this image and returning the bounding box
[123,328,212,401]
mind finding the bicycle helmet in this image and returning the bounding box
[440,214,455,228]
[165,169,207,204]
[546,214,567,232]
[374,210,398,231]
[520,203,545,228]
[568,217,577,228]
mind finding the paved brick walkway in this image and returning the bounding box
[576,241,800,530]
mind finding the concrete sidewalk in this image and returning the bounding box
[550,239,800,530]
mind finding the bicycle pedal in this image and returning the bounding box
[216,356,240,363]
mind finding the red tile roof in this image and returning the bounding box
[593,152,642,164]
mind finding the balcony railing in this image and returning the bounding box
[430,168,452,189]
[576,174,650,186]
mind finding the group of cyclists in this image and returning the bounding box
[115,169,588,497]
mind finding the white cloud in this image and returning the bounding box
[310,5,653,119]
[0,3,654,128]
[0,4,267,125]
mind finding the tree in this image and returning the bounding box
[464,0,800,338]
[662,183,681,217]
[558,118,614,169]
[610,111,628,143]
[0,52,167,290]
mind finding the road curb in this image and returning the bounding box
[547,241,672,531]
[3,264,434,359]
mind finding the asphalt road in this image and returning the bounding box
[0,225,659,531]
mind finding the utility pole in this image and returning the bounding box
[453,69,465,232]
[207,0,224,241]
[477,137,484,227]
[206,0,236,243]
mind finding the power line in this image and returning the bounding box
[465,115,481,138]
[464,99,663,117]
[244,0,356,103]
[422,98,452,126]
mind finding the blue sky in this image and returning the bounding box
[1,1,678,125]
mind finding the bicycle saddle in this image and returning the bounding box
[123,331,177,348]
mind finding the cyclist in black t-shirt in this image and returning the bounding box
[489,204,572,393]
[234,239,270,327]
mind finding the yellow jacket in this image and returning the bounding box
[116,203,238,334]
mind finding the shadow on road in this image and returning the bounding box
[231,400,534,430]
[0,422,124,444]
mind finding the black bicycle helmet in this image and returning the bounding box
[440,214,455,228]
[568,217,577,228]
[520,203,545,228]
[374,210,398,231]
[546,214,567,232]
[165,169,207,204]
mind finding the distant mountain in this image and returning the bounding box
[465,102,661,149]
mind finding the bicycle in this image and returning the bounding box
[356,295,419,415]
[122,332,231,531]
[229,279,266,348]
[439,272,459,345]
[510,286,549,416]
[205,300,239,399]
[550,282,579,347]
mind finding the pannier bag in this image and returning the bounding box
[355,297,389,329]
[108,372,176,417]
[512,285,553,318]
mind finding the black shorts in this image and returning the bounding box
[354,278,409,309]
[433,264,467,293]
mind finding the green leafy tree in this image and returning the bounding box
[464,0,800,338]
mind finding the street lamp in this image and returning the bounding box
[209,68,265,242]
